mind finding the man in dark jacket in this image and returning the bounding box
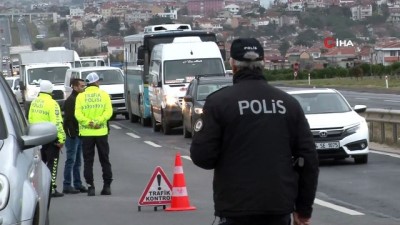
[63,78,88,194]
[190,38,319,225]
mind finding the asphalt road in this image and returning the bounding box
[17,20,31,46]
[49,116,400,225]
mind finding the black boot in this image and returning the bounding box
[87,185,95,196]
[51,190,64,198]
[100,184,111,195]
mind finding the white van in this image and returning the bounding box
[64,67,127,119]
[149,39,226,134]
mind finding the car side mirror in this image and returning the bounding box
[184,95,193,102]
[354,105,367,113]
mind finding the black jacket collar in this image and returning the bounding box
[233,68,266,84]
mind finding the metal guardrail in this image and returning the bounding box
[359,108,400,147]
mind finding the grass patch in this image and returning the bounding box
[269,77,400,91]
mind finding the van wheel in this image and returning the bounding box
[183,119,192,138]
[162,111,172,135]
[139,96,150,126]
[128,99,139,123]
[151,109,161,132]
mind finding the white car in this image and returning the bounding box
[288,88,369,164]
[5,76,23,104]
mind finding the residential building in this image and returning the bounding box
[78,37,102,52]
[373,42,400,66]
[187,0,225,17]
[322,47,358,68]
[350,4,373,20]
[287,0,304,12]
[70,6,85,18]
[225,4,240,14]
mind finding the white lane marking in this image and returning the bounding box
[144,141,161,148]
[314,198,364,215]
[110,124,121,129]
[384,100,400,103]
[370,150,400,158]
[181,155,192,161]
[126,132,140,139]
[354,98,369,100]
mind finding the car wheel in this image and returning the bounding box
[124,113,129,120]
[183,118,192,138]
[151,109,160,132]
[162,111,172,135]
[139,96,151,126]
[354,155,368,164]
[127,95,139,123]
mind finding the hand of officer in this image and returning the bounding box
[293,212,311,225]
[55,143,64,149]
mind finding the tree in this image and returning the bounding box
[59,20,68,35]
[105,17,120,35]
[125,25,137,35]
[278,40,290,56]
[294,29,319,47]
[33,40,44,50]
[178,6,189,16]
[147,15,173,25]
[259,6,266,15]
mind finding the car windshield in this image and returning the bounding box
[291,92,352,114]
[197,83,231,101]
[82,70,124,85]
[28,66,70,85]
[82,61,97,67]
[164,58,224,84]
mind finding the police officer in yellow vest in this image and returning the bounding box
[75,72,113,196]
[29,80,66,198]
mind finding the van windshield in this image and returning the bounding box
[82,70,124,85]
[28,66,70,85]
[163,58,224,84]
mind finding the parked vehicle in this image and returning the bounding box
[18,49,79,115]
[123,24,225,127]
[80,56,107,67]
[64,66,128,119]
[149,40,226,134]
[5,76,22,103]
[287,88,369,164]
[0,74,57,225]
[182,76,232,138]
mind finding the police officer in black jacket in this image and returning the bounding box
[190,38,319,225]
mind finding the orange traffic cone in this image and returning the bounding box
[165,152,196,211]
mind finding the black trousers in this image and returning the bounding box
[218,214,291,225]
[81,135,113,186]
[41,142,60,192]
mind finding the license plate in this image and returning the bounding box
[315,142,340,150]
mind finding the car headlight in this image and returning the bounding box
[346,123,361,135]
[194,107,203,114]
[0,174,10,210]
[164,95,178,106]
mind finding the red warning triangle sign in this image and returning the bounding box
[138,166,173,206]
